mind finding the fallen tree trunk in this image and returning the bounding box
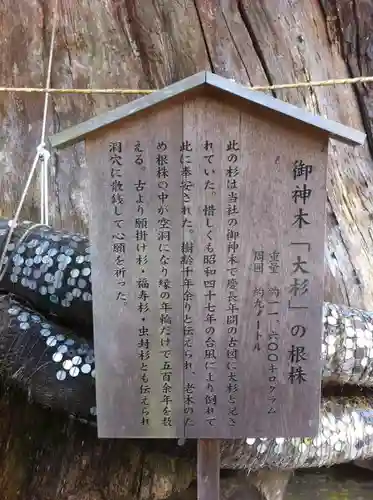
[1,1,373,499]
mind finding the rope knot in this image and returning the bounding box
[36,143,51,162]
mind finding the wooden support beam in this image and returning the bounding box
[197,439,220,500]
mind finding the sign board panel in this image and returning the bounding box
[87,90,328,439]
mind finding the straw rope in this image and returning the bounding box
[1,74,373,95]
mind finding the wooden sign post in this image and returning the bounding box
[198,439,220,500]
[49,72,365,500]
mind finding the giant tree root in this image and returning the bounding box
[2,221,373,498]
[1,292,373,473]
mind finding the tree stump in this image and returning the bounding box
[1,1,373,498]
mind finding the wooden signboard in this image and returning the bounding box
[49,72,365,442]
[86,93,325,439]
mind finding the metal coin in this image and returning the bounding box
[56,370,66,381]
[8,307,21,316]
[33,269,42,279]
[69,366,80,377]
[81,363,91,374]
[52,352,63,362]
[27,239,38,248]
[72,288,82,298]
[23,267,32,276]
[13,255,24,266]
[78,278,87,289]
[70,268,79,278]
[54,270,63,281]
[82,267,91,277]
[72,356,82,365]
[46,336,57,347]
[28,280,37,290]
[63,360,73,370]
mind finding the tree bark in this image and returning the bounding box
[0,1,372,499]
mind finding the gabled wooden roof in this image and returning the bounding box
[49,71,366,149]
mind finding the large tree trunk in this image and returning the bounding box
[0,1,373,499]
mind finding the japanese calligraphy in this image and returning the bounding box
[157,140,174,428]
[109,141,128,307]
[203,138,218,428]
[181,139,196,428]
[132,141,152,427]
[252,274,282,415]
[288,160,314,386]
[225,138,241,427]
[267,285,281,415]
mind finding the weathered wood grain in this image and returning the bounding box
[0,1,371,305]
[197,439,220,500]
[0,0,372,499]
[87,104,184,438]
[82,86,331,439]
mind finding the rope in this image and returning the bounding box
[1,74,373,94]
[0,152,43,280]
[40,0,58,227]
[0,0,58,282]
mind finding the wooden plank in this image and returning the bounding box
[205,73,365,146]
[48,72,365,150]
[86,86,328,439]
[86,102,184,438]
[197,439,220,500]
[182,96,242,438]
[237,103,328,437]
[183,92,328,438]
[49,72,207,149]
